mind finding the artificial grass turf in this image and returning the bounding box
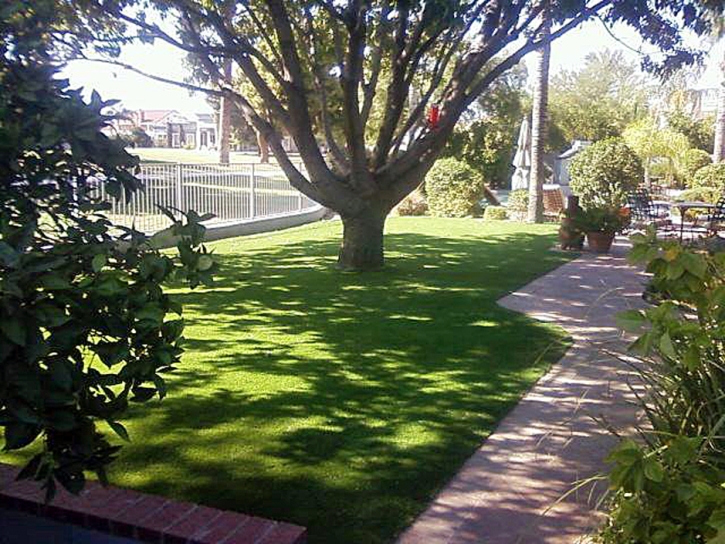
[3,217,574,543]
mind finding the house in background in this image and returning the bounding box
[111,109,219,149]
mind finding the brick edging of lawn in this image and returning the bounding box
[0,463,306,544]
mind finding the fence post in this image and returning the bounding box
[298,161,305,210]
[250,164,256,219]
[174,163,183,216]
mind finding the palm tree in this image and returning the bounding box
[527,18,551,223]
[714,49,725,162]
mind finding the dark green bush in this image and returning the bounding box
[690,163,725,193]
[569,138,643,209]
[483,206,508,221]
[681,148,712,186]
[425,158,484,218]
[1,4,215,499]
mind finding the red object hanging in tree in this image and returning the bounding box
[427,105,440,129]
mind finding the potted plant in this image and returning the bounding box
[575,206,630,253]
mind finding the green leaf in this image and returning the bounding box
[39,274,72,290]
[92,254,107,272]
[3,422,41,450]
[49,361,73,391]
[1,319,26,346]
[0,241,19,267]
[107,420,130,442]
[616,310,646,332]
[643,458,665,482]
[197,255,214,271]
[659,333,676,359]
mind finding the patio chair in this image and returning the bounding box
[627,189,673,234]
[542,186,565,222]
[702,196,725,237]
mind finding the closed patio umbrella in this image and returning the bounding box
[511,117,531,191]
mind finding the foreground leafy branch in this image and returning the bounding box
[600,231,725,543]
[0,2,216,499]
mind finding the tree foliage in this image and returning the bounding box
[1,1,215,499]
[667,109,716,153]
[548,50,650,146]
[443,63,527,189]
[681,148,713,185]
[623,117,690,185]
[53,0,725,269]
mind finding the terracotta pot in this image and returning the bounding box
[586,231,615,253]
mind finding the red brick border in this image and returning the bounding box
[0,463,306,544]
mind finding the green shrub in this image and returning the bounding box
[678,187,721,204]
[569,138,643,209]
[425,157,484,217]
[598,233,725,543]
[483,206,508,221]
[690,163,725,192]
[395,189,428,216]
[1,6,215,499]
[681,148,711,186]
[507,189,529,212]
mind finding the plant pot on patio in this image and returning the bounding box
[586,231,615,253]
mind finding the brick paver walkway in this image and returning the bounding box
[398,241,648,544]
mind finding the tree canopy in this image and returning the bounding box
[548,50,650,146]
[52,0,725,269]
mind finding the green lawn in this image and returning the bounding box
[4,218,573,543]
[129,147,298,164]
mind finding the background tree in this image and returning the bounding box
[1,1,215,498]
[61,0,724,270]
[667,109,715,153]
[548,50,650,145]
[442,63,527,189]
[623,117,690,186]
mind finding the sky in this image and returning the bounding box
[61,16,724,115]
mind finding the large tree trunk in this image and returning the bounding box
[527,18,551,223]
[714,53,725,162]
[338,208,387,271]
[218,59,233,165]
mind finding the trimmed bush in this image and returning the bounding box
[681,148,711,186]
[425,157,484,218]
[569,138,643,210]
[507,189,529,212]
[690,163,725,192]
[483,206,508,221]
[395,189,428,216]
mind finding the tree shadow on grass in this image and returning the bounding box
[111,226,573,544]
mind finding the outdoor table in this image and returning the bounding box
[672,201,718,241]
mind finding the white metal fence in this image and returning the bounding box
[99,163,321,233]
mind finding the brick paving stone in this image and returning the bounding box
[397,241,646,544]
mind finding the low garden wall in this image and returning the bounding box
[0,463,306,544]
